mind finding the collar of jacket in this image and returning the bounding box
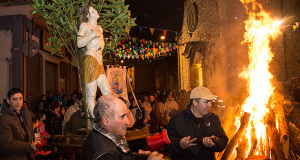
[1,99,26,116]
[185,103,211,123]
[93,123,130,154]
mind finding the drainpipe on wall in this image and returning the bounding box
[6,58,12,89]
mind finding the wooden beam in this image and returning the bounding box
[265,110,286,160]
[247,122,258,157]
[221,112,251,160]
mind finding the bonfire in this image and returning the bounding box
[218,0,300,160]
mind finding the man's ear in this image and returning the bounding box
[192,99,197,106]
[102,114,110,126]
[6,98,10,105]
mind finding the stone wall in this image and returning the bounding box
[281,0,300,80]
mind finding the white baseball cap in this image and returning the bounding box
[190,86,219,100]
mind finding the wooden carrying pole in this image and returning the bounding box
[221,112,251,160]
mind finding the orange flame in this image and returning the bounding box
[236,0,282,158]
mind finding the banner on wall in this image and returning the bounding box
[106,66,128,102]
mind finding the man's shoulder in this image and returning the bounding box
[86,129,115,145]
[205,112,221,122]
[0,109,14,118]
[0,112,16,126]
[66,105,77,112]
[169,110,186,121]
[206,112,219,118]
[67,104,76,110]
[170,100,178,105]
[0,113,8,119]
[82,130,119,156]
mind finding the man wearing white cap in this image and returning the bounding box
[165,86,228,160]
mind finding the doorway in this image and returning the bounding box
[190,63,203,89]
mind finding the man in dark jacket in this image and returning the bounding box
[0,88,37,160]
[63,108,85,134]
[166,86,229,160]
[80,94,164,160]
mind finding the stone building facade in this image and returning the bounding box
[178,0,300,104]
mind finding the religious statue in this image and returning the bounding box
[77,5,112,118]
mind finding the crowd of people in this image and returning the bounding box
[125,89,190,134]
[0,88,185,159]
[35,91,83,137]
[35,88,190,138]
[2,77,300,160]
[31,88,190,136]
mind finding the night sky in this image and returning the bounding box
[125,0,184,43]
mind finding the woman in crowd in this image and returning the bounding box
[129,100,145,129]
[50,102,63,135]
[143,101,159,134]
[165,94,179,122]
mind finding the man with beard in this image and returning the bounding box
[166,86,228,160]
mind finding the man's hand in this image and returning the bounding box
[283,100,292,106]
[144,119,148,124]
[147,151,164,160]
[31,142,37,151]
[202,135,216,148]
[179,136,197,149]
[46,134,51,138]
[138,149,151,155]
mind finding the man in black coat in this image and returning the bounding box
[80,94,164,160]
[166,86,229,160]
[0,88,37,160]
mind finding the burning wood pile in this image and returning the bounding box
[216,0,300,159]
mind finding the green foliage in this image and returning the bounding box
[94,0,137,51]
[31,0,136,63]
[31,0,136,127]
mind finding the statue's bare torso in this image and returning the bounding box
[79,22,104,65]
